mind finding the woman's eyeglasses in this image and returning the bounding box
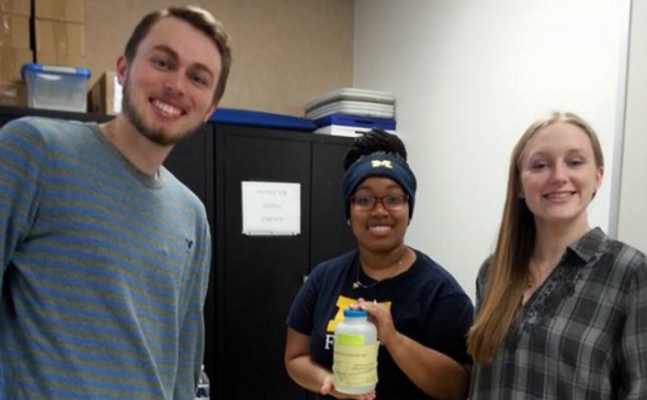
[350,194,409,212]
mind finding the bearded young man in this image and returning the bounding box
[0,6,231,399]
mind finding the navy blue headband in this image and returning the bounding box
[341,152,417,219]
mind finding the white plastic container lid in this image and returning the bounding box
[305,101,395,120]
[305,88,395,113]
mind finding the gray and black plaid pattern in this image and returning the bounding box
[470,228,647,400]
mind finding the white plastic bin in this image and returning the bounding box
[21,63,91,112]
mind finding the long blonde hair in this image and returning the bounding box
[467,112,604,363]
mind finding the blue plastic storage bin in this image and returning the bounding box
[21,63,92,112]
[313,113,396,130]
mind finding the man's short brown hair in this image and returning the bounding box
[124,5,232,103]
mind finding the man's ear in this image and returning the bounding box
[116,55,128,86]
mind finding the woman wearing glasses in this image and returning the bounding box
[285,129,474,400]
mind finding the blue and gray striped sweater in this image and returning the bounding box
[0,117,211,399]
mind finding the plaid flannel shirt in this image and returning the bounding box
[470,228,647,400]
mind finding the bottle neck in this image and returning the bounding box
[345,317,367,324]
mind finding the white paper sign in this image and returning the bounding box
[242,181,301,236]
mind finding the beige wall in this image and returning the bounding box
[85,0,354,117]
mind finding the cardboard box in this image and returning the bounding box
[35,19,85,59]
[35,0,84,23]
[0,13,30,49]
[0,0,31,17]
[36,52,87,68]
[88,71,122,115]
[0,80,27,107]
[0,48,32,81]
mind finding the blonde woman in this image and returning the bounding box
[468,112,647,399]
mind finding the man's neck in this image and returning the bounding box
[99,115,172,176]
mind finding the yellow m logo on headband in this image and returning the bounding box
[371,160,393,169]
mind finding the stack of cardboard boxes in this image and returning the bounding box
[34,0,85,66]
[1,0,117,114]
[0,0,32,106]
[1,0,86,108]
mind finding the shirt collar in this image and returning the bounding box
[567,227,607,264]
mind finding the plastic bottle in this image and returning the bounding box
[195,364,210,400]
[333,309,379,394]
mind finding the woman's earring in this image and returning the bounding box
[347,219,351,226]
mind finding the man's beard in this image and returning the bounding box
[121,79,200,147]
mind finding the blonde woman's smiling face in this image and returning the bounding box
[518,121,603,227]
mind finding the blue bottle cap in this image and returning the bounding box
[343,309,367,318]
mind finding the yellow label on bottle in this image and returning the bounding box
[333,342,379,386]
[336,333,365,345]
